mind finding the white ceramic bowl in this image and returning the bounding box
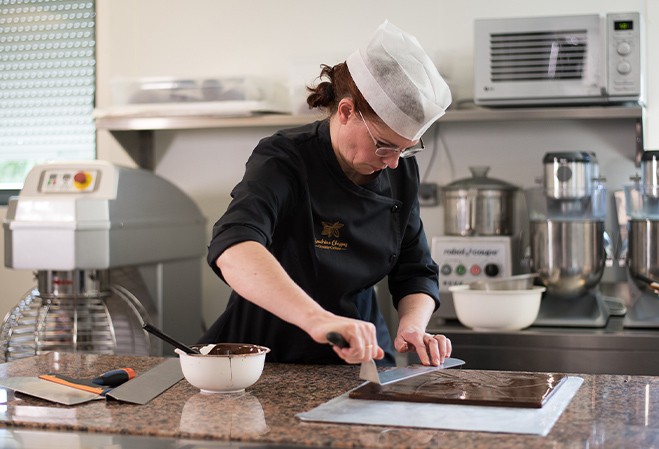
[449,285,546,331]
[175,343,270,394]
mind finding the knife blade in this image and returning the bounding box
[326,331,465,385]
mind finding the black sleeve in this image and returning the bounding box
[387,164,440,311]
[206,135,303,281]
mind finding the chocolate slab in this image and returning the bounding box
[349,370,567,408]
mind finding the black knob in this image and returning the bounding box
[484,264,500,277]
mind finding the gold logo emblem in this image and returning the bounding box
[321,221,344,239]
[316,221,348,251]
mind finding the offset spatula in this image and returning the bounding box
[326,332,465,386]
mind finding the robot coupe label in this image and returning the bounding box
[442,247,500,257]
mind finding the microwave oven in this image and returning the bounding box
[474,12,643,106]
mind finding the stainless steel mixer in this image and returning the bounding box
[2,161,206,361]
[527,152,611,327]
[431,167,524,321]
[622,151,659,328]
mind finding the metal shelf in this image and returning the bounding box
[94,111,322,131]
[440,104,643,122]
[95,105,642,131]
[94,105,644,169]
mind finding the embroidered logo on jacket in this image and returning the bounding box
[321,221,343,238]
[315,221,348,251]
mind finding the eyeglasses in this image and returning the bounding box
[358,111,424,158]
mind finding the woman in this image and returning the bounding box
[200,21,452,366]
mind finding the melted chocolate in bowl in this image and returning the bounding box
[191,343,268,356]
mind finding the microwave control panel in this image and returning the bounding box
[607,12,641,97]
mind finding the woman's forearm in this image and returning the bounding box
[216,240,330,335]
[396,293,436,330]
[215,240,386,363]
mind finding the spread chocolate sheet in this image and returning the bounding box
[349,370,567,408]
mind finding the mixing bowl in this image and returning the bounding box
[627,219,659,293]
[529,220,605,298]
[469,273,538,291]
[449,285,546,331]
[176,343,270,394]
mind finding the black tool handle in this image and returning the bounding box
[142,322,201,354]
[326,331,350,349]
[92,368,136,387]
[635,272,656,284]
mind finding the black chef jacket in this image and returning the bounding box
[201,120,440,365]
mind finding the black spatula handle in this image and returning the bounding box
[143,322,201,354]
[326,331,350,349]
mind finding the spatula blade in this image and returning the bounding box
[0,377,102,405]
[360,358,465,385]
[359,360,382,384]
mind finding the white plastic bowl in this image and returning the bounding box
[175,343,270,394]
[449,285,546,331]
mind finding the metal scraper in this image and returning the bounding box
[358,356,465,385]
[0,360,182,406]
[0,376,103,405]
[326,331,465,385]
[106,358,183,405]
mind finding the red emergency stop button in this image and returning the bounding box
[74,172,87,184]
[73,171,92,190]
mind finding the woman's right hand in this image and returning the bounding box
[312,316,384,364]
[217,243,384,364]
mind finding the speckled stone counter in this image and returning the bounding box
[0,353,657,449]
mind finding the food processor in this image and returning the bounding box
[431,167,523,320]
[622,151,659,328]
[1,161,206,361]
[527,152,611,327]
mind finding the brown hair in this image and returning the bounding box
[306,62,374,118]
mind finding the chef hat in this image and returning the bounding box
[346,21,452,141]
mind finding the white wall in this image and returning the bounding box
[0,0,653,330]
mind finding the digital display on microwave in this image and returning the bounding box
[614,20,634,31]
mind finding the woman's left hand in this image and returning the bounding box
[394,326,452,366]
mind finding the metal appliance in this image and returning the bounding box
[527,152,610,327]
[431,235,522,320]
[431,167,523,320]
[1,161,206,361]
[474,12,643,106]
[622,151,659,328]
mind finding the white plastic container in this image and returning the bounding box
[449,285,545,331]
[108,76,290,114]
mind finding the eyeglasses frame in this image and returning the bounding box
[357,111,424,158]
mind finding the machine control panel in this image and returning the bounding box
[431,236,515,291]
[39,169,99,193]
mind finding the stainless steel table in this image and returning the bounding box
[428,316,659,375]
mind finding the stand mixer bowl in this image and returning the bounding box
[529,220,606,298]
[527,152,607,299]
[0,270,151,362]
[625,151,659,292]
[627,219,659,292]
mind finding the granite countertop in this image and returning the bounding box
[0,352,658,449]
